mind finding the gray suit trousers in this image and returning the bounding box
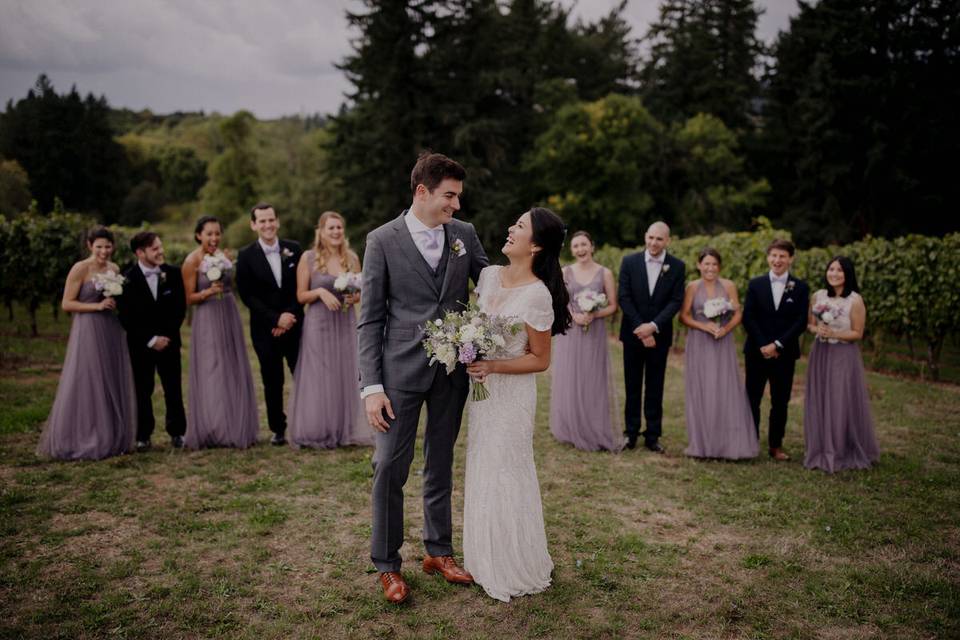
[370,365,468,572]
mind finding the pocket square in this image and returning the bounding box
[785,297,794,304]
[161,289,172,296]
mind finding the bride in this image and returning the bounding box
[463,207,571,602]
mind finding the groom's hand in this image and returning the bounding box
[365,392,395,432]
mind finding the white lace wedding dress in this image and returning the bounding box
[463,265,554,602]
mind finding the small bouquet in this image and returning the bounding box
[703,297,734,324]
[421,303,521,401]
[92,271,125,298]
[200,251,232,299]
[333,272,363,313]
[812,301,844,341]
[574,290,608,333]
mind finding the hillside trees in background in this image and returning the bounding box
[327,0,639,246]
[761,0,960,245]
[0,75,130,219]
[0,158,32,216]
[639,0,764,131]
[200,111,259,222]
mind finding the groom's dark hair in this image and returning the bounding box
[410,152,466,195]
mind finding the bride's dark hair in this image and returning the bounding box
[529,207,572,336]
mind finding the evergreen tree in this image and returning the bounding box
[640,0,764,131]
[0,74,130,218]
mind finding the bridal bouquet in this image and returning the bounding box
[421,303,521,401]
[333,271,362,313]
[703,297,734,324]
[92,271,126,298]
[574,290,608,333]
[200,251,232,299]
[812,301,845,341]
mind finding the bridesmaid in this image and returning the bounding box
[803,256,879,472]
[38,226,136,460]
[549,230,621,451]
[182,215,259,449]
[287,211,372,448]
[679,248,758,460]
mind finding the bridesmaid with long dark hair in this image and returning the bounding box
[287,211,373,448]
[182,216,259,449]
[549,230,621,451]
[38,226,136,460]
[679,248,758,459]
[803,256,879,472]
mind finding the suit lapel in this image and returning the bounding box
[638,252,652,302]
[763,276,778,313]
[254,242,281,290]
[393,215,441,296]
[438,224,460,301]
[127,265,156,304]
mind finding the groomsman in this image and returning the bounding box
[742,238,809,461]
[117,231,187,451]
[618,221,686,452]
[236,203,303,445]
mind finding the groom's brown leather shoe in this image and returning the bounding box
[769,447,791,461]
[422,554,474,585]
[379,572,410,604]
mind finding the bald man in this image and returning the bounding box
[618,222,686,452]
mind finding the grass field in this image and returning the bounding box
[1,304,958,639]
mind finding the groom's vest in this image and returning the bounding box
[431,236,451,288]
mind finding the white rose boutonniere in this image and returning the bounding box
[281,247,294,258]
[661,263,670,274]
[451,238,466,258]
[785,280,796,293]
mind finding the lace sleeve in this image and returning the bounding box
[475,265,496,299]
[521,283,554,332]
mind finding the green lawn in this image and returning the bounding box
[1,304,958,639]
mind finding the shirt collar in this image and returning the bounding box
[405,210,443,236]
[138,261,161,276]
[769,270,789,284]
[259,238,280,255]
[645,251,665,263]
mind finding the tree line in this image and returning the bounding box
[0,0,957,249]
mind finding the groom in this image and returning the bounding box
[117,231,187,451]
[236,203,303,445]
[359,152,488,604]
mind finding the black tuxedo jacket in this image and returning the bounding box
[117,262,187,349]
[742,273,809,360]
[618,251,686,346]
[236,239,304,336]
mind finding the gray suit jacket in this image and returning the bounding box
[358,212,489,392]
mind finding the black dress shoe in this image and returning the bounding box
[644,441,665,454]
[135,440,152,452]
[171,435,185,449]
[625,435,638,450]
[270,434,287,446]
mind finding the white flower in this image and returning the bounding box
[821,311,835,324]
[206,266,222,282]
[452,238,466,257]
[334,273,350,291]
[434,318,443,327]
[492,334,506,347]
[282,247,294,258]
[703,297,732,319]
[458,324,478,343]
[105,283,123,297]
[662,264,670,273]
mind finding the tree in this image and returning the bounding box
[0,74,130,218]
[200,111,259,221]
[639,0,764,131]
[526,94,664,246]
[763,0,960,245]
[0,158,31,215]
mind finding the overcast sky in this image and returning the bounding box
[0,0,800,119]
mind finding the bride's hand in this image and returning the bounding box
[466,360,494,383]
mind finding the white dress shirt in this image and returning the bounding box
[259,238,283,287]
[769,270,789,310]
[139,261,162,348]
[361,211,446,400]
[405,210,445,270]
[645,251,665,297]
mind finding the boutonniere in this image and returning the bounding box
[661,263,670,273]
[158,271,167,285]
[281,247,294,258]
[785,280,796,292]
[451,238,466,258]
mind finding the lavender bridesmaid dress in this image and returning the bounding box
[804,290,879,472]
[38,281,136,460]
[549,266,621,452]
[287,255,372,448]
[186,270,259,449]
[683,281,759,459]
